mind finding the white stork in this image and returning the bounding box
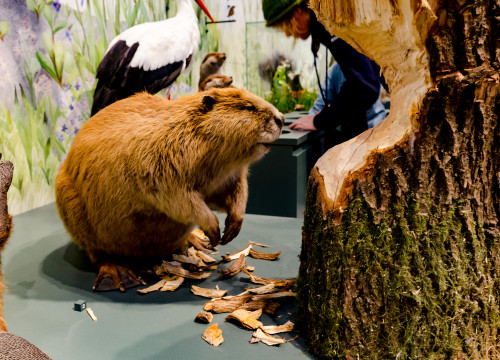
[91,0,215,115]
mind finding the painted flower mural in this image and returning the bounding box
[0,0,218,214]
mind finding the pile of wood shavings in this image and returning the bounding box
[137,230,298,347]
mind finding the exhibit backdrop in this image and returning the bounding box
[0,0,326,214]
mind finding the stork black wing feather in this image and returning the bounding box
[92,41,192,116]
[123,58,184,96]
[91,40,139,115]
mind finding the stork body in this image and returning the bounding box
[91,0,213,115]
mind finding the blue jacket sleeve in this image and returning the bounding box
[312,38,381,132]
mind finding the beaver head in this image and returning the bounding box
[187,87,284,165]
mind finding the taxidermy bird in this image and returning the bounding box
[91,0,215,115]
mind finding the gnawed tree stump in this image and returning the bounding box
[0,153,14,332]
[297,0,499,359]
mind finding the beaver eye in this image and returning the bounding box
[245,105,256,111]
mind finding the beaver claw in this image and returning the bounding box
[93,262,146,292]
[220,215,242,245]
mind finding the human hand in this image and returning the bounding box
[288,114,317,131]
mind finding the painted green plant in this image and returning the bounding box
[0,90,66,214]
[26,0,54,19]
[0,21,9,42]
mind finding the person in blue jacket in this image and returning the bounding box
[262,0,382,150]
[307,62,387,129]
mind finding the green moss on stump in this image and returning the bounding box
[296,181,499,359]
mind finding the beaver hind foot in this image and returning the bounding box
[93,262,146,292]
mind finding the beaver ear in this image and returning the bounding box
[201,95,216,113]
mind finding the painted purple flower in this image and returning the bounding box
[53,1,61,12]
[61,125,68,132]
[74,128,79,135]
[65,30,72,42]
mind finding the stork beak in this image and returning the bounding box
[195,0,215,23]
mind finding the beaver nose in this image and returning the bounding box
[274,114,285,128]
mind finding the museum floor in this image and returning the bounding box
[3,204,316,360]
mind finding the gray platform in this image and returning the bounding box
[2,204,315,360]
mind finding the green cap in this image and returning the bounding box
[262,0,304,26]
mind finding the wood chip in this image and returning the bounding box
[195,311,213,323]
[222,244,252,261]
[249,241,269,248]
[154,261,179,276]
[251,291,296,301]
[260,321,294,334]
[226,309,263,330]
[249,248,281,260]
[246,266,255,272]
[136,275,184,293]
[244,283,275,295]
[160,276,184,291]
[192,229,209,240]
[156,261,212,280]
[250,328,286,346]
[86,308,97,322]
[219,253,246,277]
[137,279,168,294]
[187,246,200,259]
[203,295,252,313]
[234,300,280,315]
[189,229,213,251]
[202,323,224,346]
[238,299,268,312]
[172,253,206,267]
[191,285,227,299]
[263,301,281,315]
[242,269,295,287]
[197,250,217,263]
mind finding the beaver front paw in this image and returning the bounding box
[220,215,243,245]
[202,226,221,248]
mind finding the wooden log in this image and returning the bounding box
[297,0,499,359]
[0,154,14,332]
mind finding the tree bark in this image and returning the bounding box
[0,154,14,332]
[297,0,499,358]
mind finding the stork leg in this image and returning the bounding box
[93,262,146,292]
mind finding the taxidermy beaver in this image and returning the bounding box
[55,88,284,291]
[199,74,233,91]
